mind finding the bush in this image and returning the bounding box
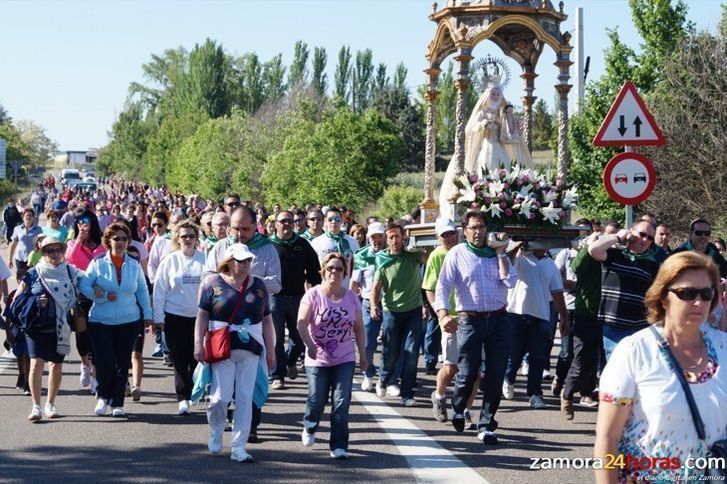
[376,184,422,220]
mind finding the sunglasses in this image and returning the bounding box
[694,230,712,237]
[226,202,240,207]
[668,287,714,302]
[233,257,251,263]
[440,231,457,238]
[633,230,654,241]
[327,216,342,223]
[111,236,129,242]
[179,234,197,240]
[294,218,305,224]
[307,217,322,222]
[326,266,344,273]
[42,247,63,255]
[277,218,293,225]
[78,217,92,224]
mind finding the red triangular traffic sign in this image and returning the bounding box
[593,81,665,147]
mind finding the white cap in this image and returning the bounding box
[223,243,256,262]
[435,218,457,236]
[368,222,385,236]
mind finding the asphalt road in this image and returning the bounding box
[0,228,598,483]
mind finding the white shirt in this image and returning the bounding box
[148,236,173,283]
[152,250,206,322]
[554,248,577,310]
[507,253,563,321]
[310,233,359,288]
[204,237,282,295]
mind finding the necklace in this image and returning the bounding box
[671,339,708,371]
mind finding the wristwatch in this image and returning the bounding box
[497,253,508,259]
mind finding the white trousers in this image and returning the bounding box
[207,349,259,451]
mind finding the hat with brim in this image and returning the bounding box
[39,236,64,251]
[435,218,457,236]
[367,222,385,236]
[222,243,256,263]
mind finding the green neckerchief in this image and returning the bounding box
[245,232,271,250]
[622,248,656,262]
[354,245,377,270]
[324,230,351,255]
[300,229,318,241]
[163,231,172,240]
[205,234,218,245]
[269,232,299,247]
[685,240,717,257]
[375,248,401,270]
[464,241,496,258]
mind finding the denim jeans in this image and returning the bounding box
[563,313,601,400]
[602,324,640,362]
[423,312,441,369]
[505,313,555,397]
[362,299,382,379]
[453,312,510,431]
[304,362,355,451]
[379,307,422,399]
[270,294,304,381]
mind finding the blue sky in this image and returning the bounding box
[0,0,720,151]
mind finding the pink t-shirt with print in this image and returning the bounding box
[301,285,360,367]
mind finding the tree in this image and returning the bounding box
[97,102,152,178]
[311,47,328,96]
[261,106,404,210]
[129,47,188,116]
[393,63,408,93]
[144,110,208,186]
[239,53,265,113]
[14,120,58,171]
[181,39,230,118]
[377,185,422,220]
[262,54,287,103]
[373,87,425,172]
[288,41,310,88]
[372,63,389,96]
[0,102,11,125]
[352,49,374,112]
[531,99,554,151]
[334,46,352,102]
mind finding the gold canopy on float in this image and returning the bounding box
[421,0,573,222]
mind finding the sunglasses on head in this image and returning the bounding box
[633,230,654,241]
[694,230,712,237]
[668,287,714,302]
[327,216,342,223]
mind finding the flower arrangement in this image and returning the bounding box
[454,162,578,228]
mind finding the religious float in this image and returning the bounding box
[407,0,588,248]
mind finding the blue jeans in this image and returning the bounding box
[602,324,640,362]
[505,313,555,397]
[362,299,382,378]
[304,362,355,451]
[453,311,510,431]
[380,307,422,399]
[423,312,441,369]
[270,295,304,381]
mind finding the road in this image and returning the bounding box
[0,233,598,483]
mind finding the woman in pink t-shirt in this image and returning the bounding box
[297,252,367,459]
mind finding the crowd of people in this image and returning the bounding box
[2,176,727,479]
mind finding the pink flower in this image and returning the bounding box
[473,182,481,190]
[503,182,509,189]
[534,201,541,208]
[470,202,478,209]
[470,175,478,183]
[498,193,506,201]
[534,182,540,189]
[529,213,536,219]
[483,197,491,205]
[499,201,507,208]
[499,169,507,178]
[522,175,530,183]
[556,177,565,187]
[559,210,566,217]
[504,208,513,216]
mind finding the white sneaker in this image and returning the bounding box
[520,362,529,376]
[301,429,315,447]
[542,369,551,379]
[230,448,254,462]
[79,364,91,387]
[400,397,416,407]
[28,405,42,422]
[375,382,386,398]
[44,402,60,418]
[387,384,401,397]
[529,395,547,409]
[90,378,98,395]
[94,398,108,416]
[502,381,515,400]
[330,448,348,459]
[111,407,125,417]
[361,376,373,392]
[208,430,222,454]
[177,400,190,415]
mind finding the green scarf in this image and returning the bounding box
[375,248,400,270]
[685,241,717,257]
[324,230,351,255]
[163,231,172,240]
[621,248,656,262]
[245,232,271,250]
[301,230,317,241]
[269,232,299,247]
[464,241,496,258]
[354,245,377,270]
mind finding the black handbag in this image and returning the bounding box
[650,326,727,478]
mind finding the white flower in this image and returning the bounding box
[490,180,505,195]
[540,203,561,224]
[519,198,534,218]
[516,184,532,200]
[482,182,498,200]
[562,186,578,208]
[487,202,504,219]
[456,175,476,203]
[543,190,559,204]
[507,164,521,183]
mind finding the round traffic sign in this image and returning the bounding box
[602,152,656,205]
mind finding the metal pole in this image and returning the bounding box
[624,145,633,227]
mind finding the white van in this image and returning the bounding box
[60,169,81,187]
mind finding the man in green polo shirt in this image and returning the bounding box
[370,223,425,407]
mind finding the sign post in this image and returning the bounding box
[10,160,21,198]
[593,81,665,223]
[0,138,6,180]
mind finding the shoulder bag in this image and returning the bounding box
[650,326,727,478]
[203,277,248,363]
[66,265,87,332]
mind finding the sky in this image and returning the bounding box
[0,0,721,151]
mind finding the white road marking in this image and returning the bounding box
[0,349,16,373]
[354,388,488,484]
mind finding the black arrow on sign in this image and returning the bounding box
[618,115,627,136]
[633,116,642,137]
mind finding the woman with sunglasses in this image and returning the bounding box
[297,253,367,459]
[80,222,152,417]
[64,208,105,390]
[595,252,727,482]
[14,237,85,421]
[194,243,276,462]
[153,220,205,415]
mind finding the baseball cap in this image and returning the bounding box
[435,218,456,236]
[223,243,256,262]
[367,222,385,236]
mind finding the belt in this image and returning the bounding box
[461,307,507,319]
